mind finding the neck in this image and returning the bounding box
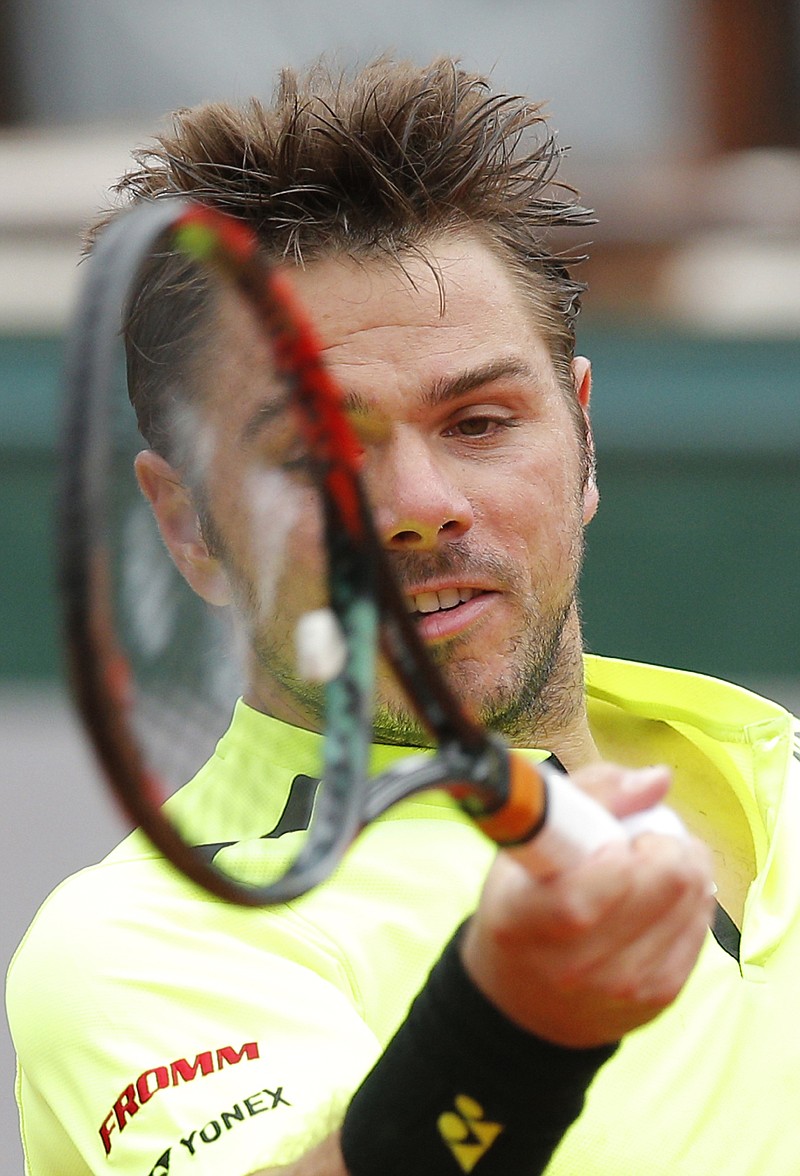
[542,716,600,773]
[506,608,599,770]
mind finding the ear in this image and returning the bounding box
[571,356,599,524]
[134,450,232,607]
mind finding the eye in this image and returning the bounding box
[446,412,519,440]
[456,416,493,436]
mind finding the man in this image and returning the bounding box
[7,58,795,1175]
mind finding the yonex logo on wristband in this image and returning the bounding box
[437,1094,504,1172]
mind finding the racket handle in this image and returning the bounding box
[477,756,687,880]
[534,765,686,877]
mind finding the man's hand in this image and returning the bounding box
[461,762,715,1048]
[252,763,714,1174]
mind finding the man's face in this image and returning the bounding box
[179,234,596,746]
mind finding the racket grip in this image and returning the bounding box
[477,756,687,880]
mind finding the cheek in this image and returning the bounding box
[473,448,583,559]
[208,465,328,611]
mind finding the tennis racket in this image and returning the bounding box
[58,198,683,906]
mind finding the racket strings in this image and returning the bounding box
[103,289,331,885]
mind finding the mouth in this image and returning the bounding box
[406,586,482,614]
[404,585,496,642]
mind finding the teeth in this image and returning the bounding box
[414,591,441,614]
[408,587,477,614]
[437,588,461,610]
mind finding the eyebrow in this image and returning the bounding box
[343,355,538,417]
[424,356,538,408]
[240,355,538,439]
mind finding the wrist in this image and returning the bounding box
[340,922,617,1176]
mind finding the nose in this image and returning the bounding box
[366,430,474,551]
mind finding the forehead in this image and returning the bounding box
[205,233,561,418]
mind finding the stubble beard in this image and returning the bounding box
[370,589,583,749]
[244,536,586,751]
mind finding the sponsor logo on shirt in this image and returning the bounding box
[142,1085,290,1172]
[146,1150,172,1175]
[100,1041,260,1154]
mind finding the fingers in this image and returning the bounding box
[497,827,712,966]
[463,814,716,1048]
[542,833,715,1006]
[568,761,673,821]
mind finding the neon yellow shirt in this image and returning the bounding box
[7,655,800,1175]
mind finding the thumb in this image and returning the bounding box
[567,762,672,821]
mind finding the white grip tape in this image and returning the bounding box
[621,804,687,842]
[524,764,687,878]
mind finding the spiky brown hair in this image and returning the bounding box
[91,57,594,454]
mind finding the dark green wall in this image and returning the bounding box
[577,323,800,680]
[581,451,798,677]
[1,324,798,683]
[1,337,64,679]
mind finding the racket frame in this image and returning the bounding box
[58,199,595,905]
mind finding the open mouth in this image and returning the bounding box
[406,587,482,615]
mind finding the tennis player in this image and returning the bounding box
[9,58,797,1176]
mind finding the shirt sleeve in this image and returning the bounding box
[6,860,384,1175]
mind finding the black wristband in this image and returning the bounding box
[340,924,616,1176]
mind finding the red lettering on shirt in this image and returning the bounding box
[170,1051,214,1084]
[217,1042,260,1068]
[98,1042,260,1154]
[137,1066,170,1104]
[115,1085,138,1129]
